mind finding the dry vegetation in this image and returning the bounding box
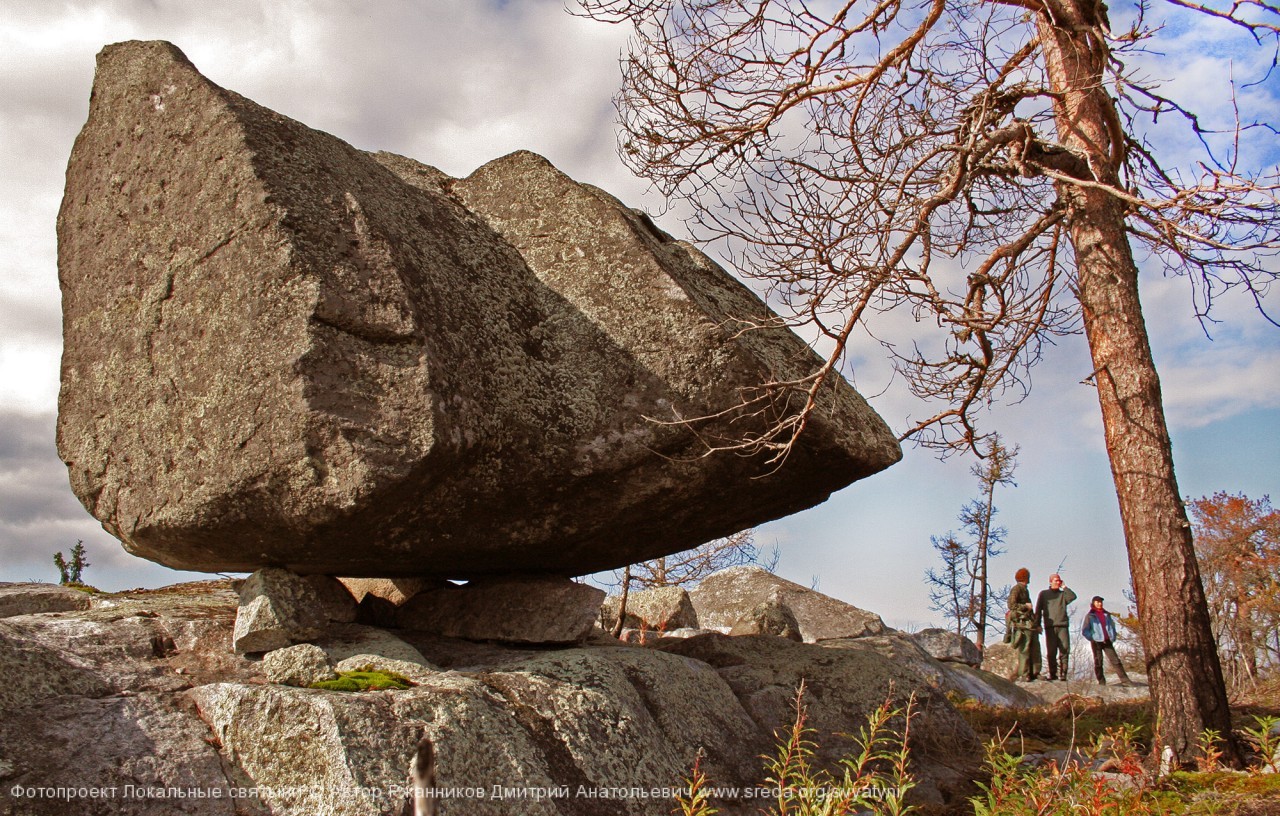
[676,686,1280,816]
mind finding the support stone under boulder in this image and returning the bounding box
[600,585,699,633]
[56,40,901,579]
[235,568,604,649]
[232,568,358,654]
[395,575,605,645]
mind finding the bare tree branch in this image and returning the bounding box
[577,0,1278,768]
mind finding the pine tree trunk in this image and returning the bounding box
[1070,195,1237,765]
[1036,0,1238,766]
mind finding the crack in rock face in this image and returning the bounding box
[56,40,901,578]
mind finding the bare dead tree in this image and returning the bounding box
[575,0,1280,766]
[621,529,771,588]
[926,533,974,635]
[926,434,1016,650]
[966,435,1017,653]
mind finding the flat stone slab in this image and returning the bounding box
[57,40,900,578]
[0,583,95,619]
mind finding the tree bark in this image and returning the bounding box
[1036,0,1239,766]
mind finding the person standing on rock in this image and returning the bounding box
[1005,567,1041,681]
[1081,595,1133,686]
[1034,573,1077,680]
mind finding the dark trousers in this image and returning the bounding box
[1090,640,1131,683]
[1045,625,1071,679]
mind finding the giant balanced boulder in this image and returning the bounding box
[56,40,901,578]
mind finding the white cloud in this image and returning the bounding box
[1160,347,1280,428]
[0,342,60,415]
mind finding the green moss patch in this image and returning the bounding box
[310,669,414,692]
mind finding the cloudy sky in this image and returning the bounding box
[2,0,1277,629]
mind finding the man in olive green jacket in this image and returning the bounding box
[1035,573,1077,680]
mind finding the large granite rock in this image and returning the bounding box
[56,40,900,578]
[0,581,992,815]
[656,634,980,805]
[910,627,983,667]
[981,641,1020,680]
[822,635,1042,709]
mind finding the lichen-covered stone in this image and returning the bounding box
[56,40,900,578]
[728,590,803,641]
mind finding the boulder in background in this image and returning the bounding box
[691,566,887,641]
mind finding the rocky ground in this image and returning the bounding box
[0,574,1074,816]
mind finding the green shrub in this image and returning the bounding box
[1241,714,1280,773]
[53,541,90,585]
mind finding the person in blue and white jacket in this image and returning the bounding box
[1081,595,1133,686]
